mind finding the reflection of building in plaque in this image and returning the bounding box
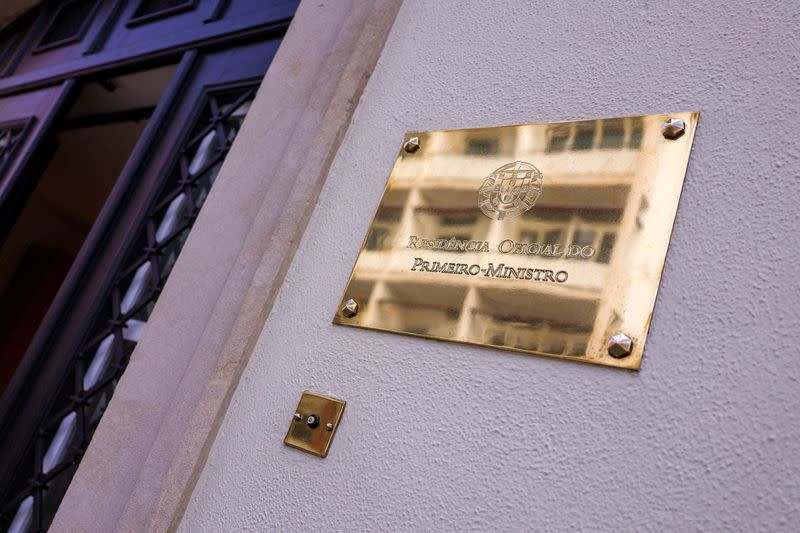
[335,113,698,369]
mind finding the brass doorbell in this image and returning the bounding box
[284,391,345,457]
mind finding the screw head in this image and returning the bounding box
[293,412,302,421]
[403,137,421,153]
[661,118,686,140]
[607,333,634,358]
[325,422,334,432]
[341,298,359,318]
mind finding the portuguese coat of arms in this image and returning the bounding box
[478,161,543,220]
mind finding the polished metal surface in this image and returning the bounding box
[284,391,346,458]
[334,112,699,369]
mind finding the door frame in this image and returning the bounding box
[54,2,403,531]
[0,0,403,531]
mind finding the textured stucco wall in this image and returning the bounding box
[181,1,800,531]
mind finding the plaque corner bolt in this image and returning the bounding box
[341,298,359,318]
[661,118,686,140]
[607,333,634,358]
[403,137,421,153]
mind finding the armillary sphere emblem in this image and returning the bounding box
[478,161,543,220]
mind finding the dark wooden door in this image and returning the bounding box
[0,2,294,529]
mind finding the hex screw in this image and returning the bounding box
[661,118,686,140]
[403,137,421,153]
[607,333,634,358]
[325,422,334,432]
[293,412,302,422]
[341,298,359,318]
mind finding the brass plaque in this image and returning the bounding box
[334,113,699,369]
[284,391,346,457]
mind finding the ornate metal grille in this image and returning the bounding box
[0,83,258,533]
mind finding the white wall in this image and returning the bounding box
[181,1,800,530]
